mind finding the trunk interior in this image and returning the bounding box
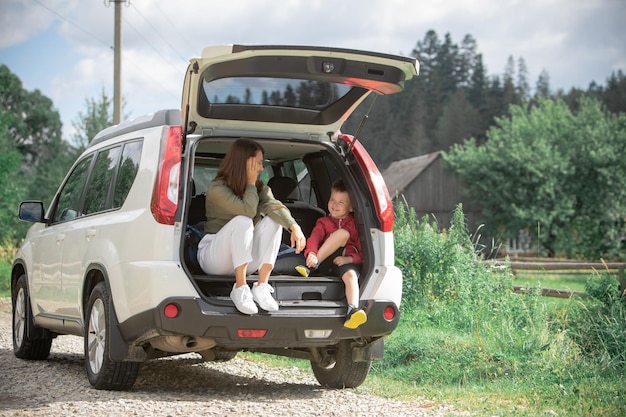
[182,137,374,308]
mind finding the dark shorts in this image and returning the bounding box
[274,245,360,278]
[311,247,361,279]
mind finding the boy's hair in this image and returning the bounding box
[331,179,347,193]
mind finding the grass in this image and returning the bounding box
[515,271,589,293]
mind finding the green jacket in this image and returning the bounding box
[204,180,296,234]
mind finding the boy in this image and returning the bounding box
[295,180,367,329]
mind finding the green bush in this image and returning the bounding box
[394,203,522,332]
[0,240,15,296]
[566,274,626,370]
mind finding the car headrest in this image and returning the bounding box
[267,176,300,202]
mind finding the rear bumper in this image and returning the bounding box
[118,297,400,349]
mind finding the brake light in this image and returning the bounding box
[151,126,182,225]
[237,329,268,338]
[163,303,180,318]
[338,134,394,232]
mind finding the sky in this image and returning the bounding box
[1,0,625,141]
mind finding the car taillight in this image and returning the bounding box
[338,134,394,232]
[163,303,180,318]
[237,329,267,338]
[383,305,396,321]
[151,126,182,225]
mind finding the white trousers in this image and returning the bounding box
[197,215,282,275]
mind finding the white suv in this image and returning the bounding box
[12,45,418,390]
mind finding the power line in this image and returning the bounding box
[29,0,180,113]
[30,0,111,49]
[129,2,190,63]
[153,1,198,58]
[122,17,185,71]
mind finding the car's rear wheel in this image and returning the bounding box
[310,340,371,388]
[12,274,52,360]
[212,348,239,362]
[85,282,140,390]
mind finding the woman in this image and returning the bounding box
[196,139,306,314]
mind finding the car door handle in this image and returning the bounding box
[56,234,65,244]
[85,228,97,240]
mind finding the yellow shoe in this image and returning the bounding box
[344,309,367,329]
[295,265,310,277]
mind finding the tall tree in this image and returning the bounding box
[516,57,530,102]
[535,69,551,98]
[71,88,115,152]
[599,70,626,114]
[0,65,72,208]
[0,65,64,173]
[0,112,24,242]
[502,56,516,107]
[433,89,482,150]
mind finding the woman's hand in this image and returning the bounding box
[289,224,306,254]
[246,157,259,185]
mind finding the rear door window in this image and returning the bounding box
[113,140,142,207]
[83,146,121,215]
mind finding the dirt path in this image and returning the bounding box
[0,298,467,416]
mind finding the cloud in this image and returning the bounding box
[0,0,60,48]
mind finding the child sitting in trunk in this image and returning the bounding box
[295,180,366,329]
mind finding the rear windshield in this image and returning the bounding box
[201,77,352,110]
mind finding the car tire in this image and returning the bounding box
[85,282,140,390]
[12,274,52,360]
[212,348,238,362]
[310,340,371,388]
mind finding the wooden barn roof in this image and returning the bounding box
[382,151,440,197]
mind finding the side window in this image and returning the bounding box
[53,155,94,223]
[83,146,121,215]
[112,140,142,208]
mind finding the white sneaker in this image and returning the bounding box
[230,284,258,315]
[251,282,279,312]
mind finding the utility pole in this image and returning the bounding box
[109,0,128,125]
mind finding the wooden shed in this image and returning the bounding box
[382,152,485,240]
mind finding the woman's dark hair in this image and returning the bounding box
[215,139,265,197]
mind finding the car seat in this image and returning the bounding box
[267,176,325,239]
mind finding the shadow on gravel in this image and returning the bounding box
[0,347,324,413]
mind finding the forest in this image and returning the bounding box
[1,29,625,258]
[347,30,626,169]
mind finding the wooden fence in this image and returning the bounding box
[488,257,626,299]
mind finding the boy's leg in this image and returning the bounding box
[315,229,349,264]
[296,229,348,277]
[342,269,360,307]
[339,265,367,329]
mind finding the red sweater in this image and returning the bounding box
[304,214,362,265]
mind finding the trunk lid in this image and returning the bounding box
[181,44,418,140]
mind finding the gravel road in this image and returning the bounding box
[0,298,468,416]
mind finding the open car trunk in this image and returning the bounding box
[183,136,376,315]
